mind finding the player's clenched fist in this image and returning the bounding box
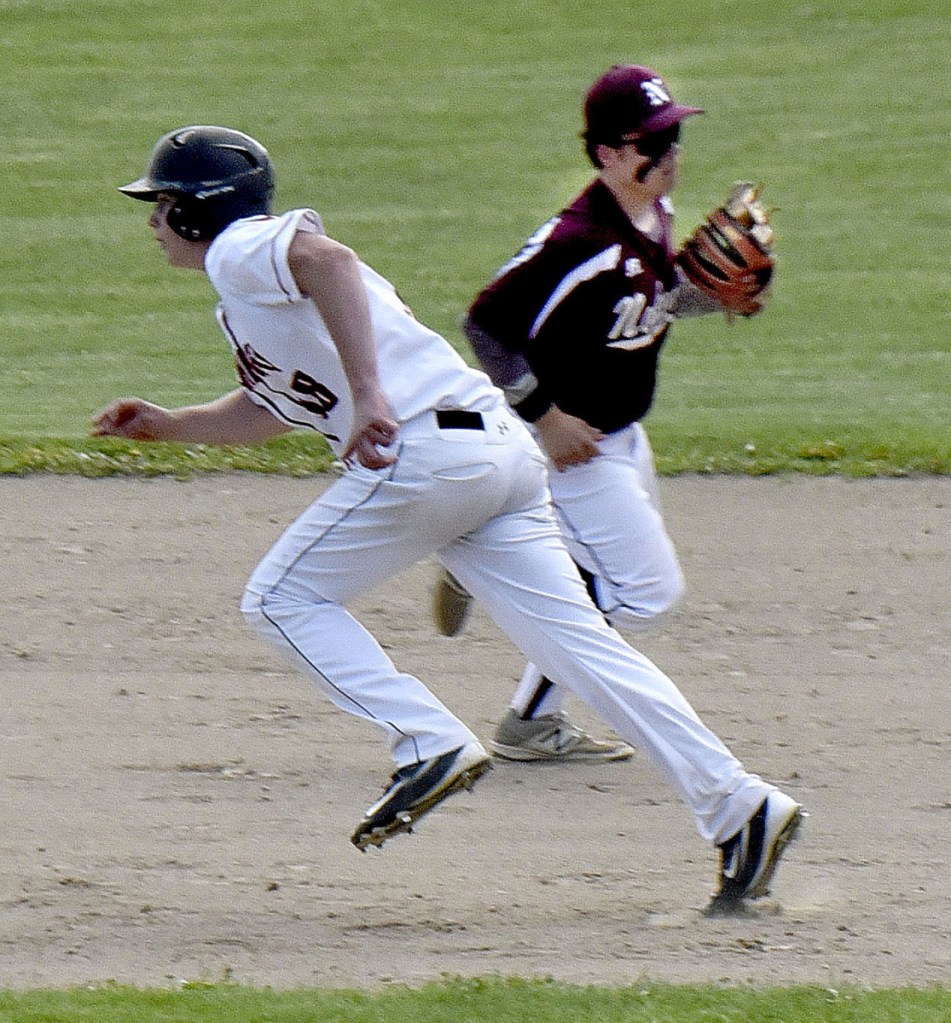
[91,397,174,441]
[534,406,605,472]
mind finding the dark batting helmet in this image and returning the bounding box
[119,125,276,241]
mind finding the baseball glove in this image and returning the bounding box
[676,182,775,317]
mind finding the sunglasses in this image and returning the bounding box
[619,124,682,161]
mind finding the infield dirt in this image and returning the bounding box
[1,474,948,990]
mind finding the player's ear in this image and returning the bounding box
[593,142,614,168]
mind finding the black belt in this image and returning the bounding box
[435,409,485,431]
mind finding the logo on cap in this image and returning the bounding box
[641,78,672,108]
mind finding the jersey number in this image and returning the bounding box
[290,371,338,418]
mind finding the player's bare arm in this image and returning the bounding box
[534,406,604,472]
[92,387,292,445]
[288,231,398,469]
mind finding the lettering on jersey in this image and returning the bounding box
[607,294,648,341]
[289,370,338,419]
[233,341,339,421]
[235,342,281,388]
[624,257,643,277]
[606,287,675,351]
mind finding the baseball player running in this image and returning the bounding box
[93,124,800,911]
[434,64,761,767]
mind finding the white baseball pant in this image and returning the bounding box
[511,420,685,718]
[241,401,774,844]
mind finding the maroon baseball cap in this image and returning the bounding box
[583,64,704,143]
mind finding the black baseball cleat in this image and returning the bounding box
[351,742,491,851]
[705,791,804,915]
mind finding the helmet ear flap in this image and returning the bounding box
[166,197,216,241]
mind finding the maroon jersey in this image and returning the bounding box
[465,180,679,434]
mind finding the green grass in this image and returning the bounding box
[0,0,948,474]
[1,979,949,1023]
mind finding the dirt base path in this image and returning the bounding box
[1,474,948,990]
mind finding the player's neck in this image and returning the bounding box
[603,179,661,240]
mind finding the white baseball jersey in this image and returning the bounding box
[205,208,498,455]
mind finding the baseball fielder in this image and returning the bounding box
[436,65,773,770]
[93,124,798,910]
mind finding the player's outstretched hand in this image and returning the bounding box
[535,405,604,472]
[91,397,174,441]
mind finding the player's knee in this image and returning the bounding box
[243,576,329,634]
[240,586,270,634]
[240,583,300,632]
[606,564,685,631]
[655,564,686,614]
